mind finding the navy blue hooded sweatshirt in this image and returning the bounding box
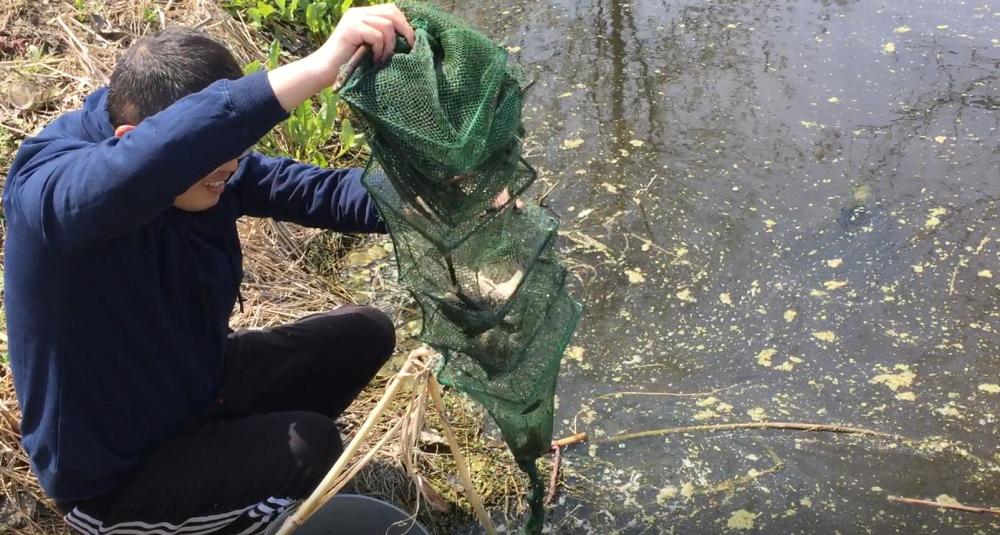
[2,71,385,502]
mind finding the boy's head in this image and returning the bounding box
[108,28,245,212]
[108,27,242,127]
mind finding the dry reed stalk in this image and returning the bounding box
[426,375,497,535]
[277,352,425,534]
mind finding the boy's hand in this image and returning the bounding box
[322,4,416,69]
[268,4,415,113]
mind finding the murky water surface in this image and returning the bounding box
[450,0,999,533]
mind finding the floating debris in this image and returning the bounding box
[656,486,678,505]
[775,356,804,372]
[756,348,777,367]
[625,268,646,284]
[924,207,948,229]
[871,364,916,391]
[601,182,620,194]
[677,288,697,303]
[936,495,961,506]
[726,510,757,530]
[935,405,963,418]
[812,331,837,342]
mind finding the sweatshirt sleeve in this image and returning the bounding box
[229,154,387,233]
[5,72,289,250]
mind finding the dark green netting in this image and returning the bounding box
[414,260,567,374]
[339,2,581,532]
[361,156,539,252]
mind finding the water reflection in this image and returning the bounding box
[453,0,999,532]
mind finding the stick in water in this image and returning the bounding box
[551,432,587,449]
[888,495,1000,517]
[545,445,562,506]
[601,422,908,444]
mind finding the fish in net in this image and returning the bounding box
[339,2,582,532]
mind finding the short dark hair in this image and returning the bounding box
[107,27,243,127]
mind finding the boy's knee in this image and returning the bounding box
[335,305,396,362]
[286,412,343,477]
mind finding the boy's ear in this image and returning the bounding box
[114,124,136,138]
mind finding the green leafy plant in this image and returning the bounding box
[73,0,91,21]
[245,40,365,167]
[27,45,44,63]
[227,0,360,40]
[143,6,159,24]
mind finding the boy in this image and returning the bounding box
[2,5,415,534]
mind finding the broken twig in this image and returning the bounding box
[593,384,736,401]
[888,495,1000,517]
[545,445,562,506]
[552,432,587,449]
[601,422,908,444]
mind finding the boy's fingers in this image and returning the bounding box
[360,15,396,62]
[359,25,384,64]
[392,14,416,46]
[396,18,416,47]
[372,4,415,45]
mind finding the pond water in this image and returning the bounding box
[449,0,999,532]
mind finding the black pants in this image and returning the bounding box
[61,305,395,535]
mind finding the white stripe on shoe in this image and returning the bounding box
[64,496,294,535]
[64,511,98,535]
[233,518,270,535]
[72,507,250,534]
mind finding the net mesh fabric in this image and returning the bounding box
[339,2,581,532]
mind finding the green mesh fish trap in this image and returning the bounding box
[361,156,538,252]
[339,2,582,532]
